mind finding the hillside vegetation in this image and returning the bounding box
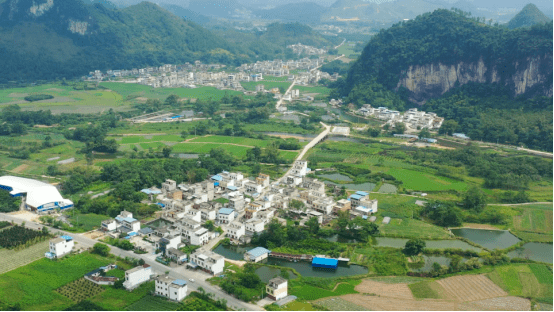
[507,3,551,29]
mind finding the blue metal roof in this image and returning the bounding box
[173,279,187,286]
[115,217,124,222]
[141,189,162,195]
[218,208,234,215]
[362,215,368,220]
[61,235,73,240]
[156,203,166,208]
[355,191,369,196]
[211,175,223,181]
[246,247,271,258]
[350,194,362,200]
[312,257,338,268]
[227,186,238,191]
[123,217,137,223]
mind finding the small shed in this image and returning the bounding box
[382,217,391,224]
[244,247,271,263]
[369,216,377,222]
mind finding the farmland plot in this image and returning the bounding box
[56,278,105,302]
[0,240,49,274]
[125,295,181,311]
[314,297,367,311]
[436,275,507,301]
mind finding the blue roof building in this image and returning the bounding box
[245,247,271,262]
[312,257,338,269]
[227,186,238,191]
[350,194,362,200]
[211,175,223,181]
[218,208,234,215]
[355,191,369,196]
[172,279,187,286]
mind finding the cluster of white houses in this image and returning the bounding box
[356,105,444,130]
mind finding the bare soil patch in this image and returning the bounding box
[461,296,531,311]
[460,223,502,230]
[9,211,40,222]
[135,97,148,102]
[12,164,29,173]
[436,275,507,302]
[355,280,414,300]
[82,230,105,240]
[8,93,28,97]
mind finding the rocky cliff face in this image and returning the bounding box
[396,55,552,103]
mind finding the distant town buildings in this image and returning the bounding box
[356,106,444,130]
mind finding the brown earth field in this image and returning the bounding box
[337,275,531,311]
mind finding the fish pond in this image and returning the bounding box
[450,228,520,250]
[507,243,553,264]
[317,173,353,182]
[325,181,376,192]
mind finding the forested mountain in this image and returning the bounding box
[343,9,553,103]
[0,0,251,83]
[253,2,328,24]
[507,3,551,29]
[333,9,552,151]
[158,3,211,25]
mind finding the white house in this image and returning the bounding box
[244,247,271,263]
[47,236,74,259]
[266,277,288,301]
[217,208,235,224]
[101,219,117,232]
[245,182,263,194]
[201,209,216,221]
[190,251,225,275]
[227,221,245,240]
[115,211,141,233]
[155,275,188,302]
[156,235,181,252]
[189,227,210,246]
[167,247,187,264]
[124,264,152,290]
[245,218,265,234]
[291,160,308,177]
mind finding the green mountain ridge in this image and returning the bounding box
[343,9,553,101]
[507,3,551,29]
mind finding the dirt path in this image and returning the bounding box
[459,223,502,230]
[12,164,29,173]
[487,202,552,207]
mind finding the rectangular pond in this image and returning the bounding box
[317,173,353,182]
[450,228,520,250]
[325,181,376,192]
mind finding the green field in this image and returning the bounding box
[66,213,111,232]
[408,281,445,299]
[487,264,553,303]
[314,297,366,311]
[0,240,49,274]
[294,85,332,95]
[386,168,468,192]
[0,252,110,310]
[56,278,105,302]
[378,218,451,239]
[337,44,361,58]
[188,135,271,147]
[100,82,245,102]
[172,143,251,157]
[90,281,155,310]
[124,295,181,311]
[289,279,360,300]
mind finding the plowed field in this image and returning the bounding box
[437,275,507,301]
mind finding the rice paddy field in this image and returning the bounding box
[0,240,49,274]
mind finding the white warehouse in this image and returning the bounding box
[0,176,73,213]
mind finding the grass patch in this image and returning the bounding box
[408,281,444,299]
[487,263,552,303]
[90,281,154,310]
[314,297,366,311]
[289,279,360,300]
[378,218,451,239]
[66,213,111,232]
[124,295,181,311]
[0,252,111,310]
[0,240,49,274]
[529,264,553,284]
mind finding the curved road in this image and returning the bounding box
[0,213,261,311]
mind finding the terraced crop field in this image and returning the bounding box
[315,297,366,311]
[56,278,105,302]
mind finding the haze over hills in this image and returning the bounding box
[507,3,551,29]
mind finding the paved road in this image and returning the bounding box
[275,80,297,110]
[0,213,262,311]
[277,122,331,185]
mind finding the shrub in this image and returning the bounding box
[24,94,54,102]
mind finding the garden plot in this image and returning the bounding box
[436,275,507,302]
[56,278,105,302]
[378,183,398,193]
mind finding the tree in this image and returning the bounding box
[393,122,406,134]
[113,279,124,289]
[439,120,458,136]
[462,186,487,212]
[92,243,110,257]
[162,146,172,158]
[419,128,431,138]
[367,127,381,137]
[305,217,320,234]
[180,131,188,140]
[138,258,145,265]
[403,239,426,256]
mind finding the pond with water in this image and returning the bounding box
[450,228,520,250]
[318,173,353,182]
[323,234,358,243]
[213,245,368,278]
[411,256,451,273]
[507,243,553,264]
[146,218,173,229]
[325,181,376,192]
[375,237,482,252]
[254,266,298,283]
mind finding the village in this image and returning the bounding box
[33,159,381,305]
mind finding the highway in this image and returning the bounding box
[0,213,262,311]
